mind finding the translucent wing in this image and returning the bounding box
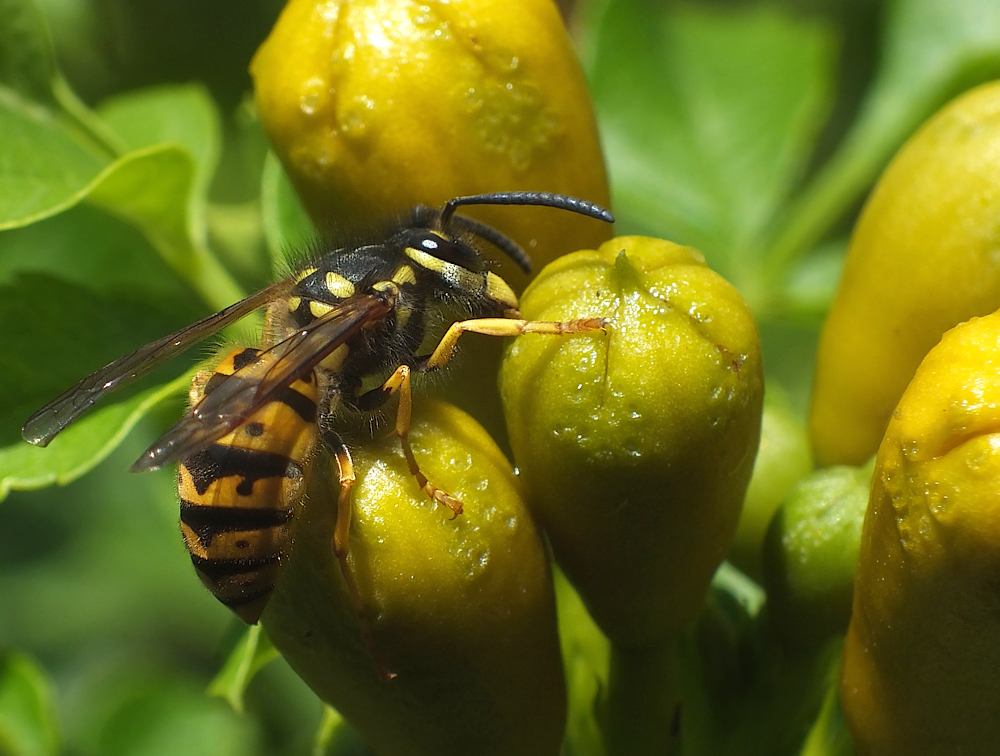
[130,293,392,472]
[22,279,293,447]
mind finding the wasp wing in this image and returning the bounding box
[22,279,293,448]
[130,293,392,472]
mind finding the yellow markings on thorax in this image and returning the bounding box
[372,280,400,295]
[295,267,318,284]
[288,295,302,313]
[310,300,334,319]
[325,272,355,298]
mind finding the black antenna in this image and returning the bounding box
[445,213,534,274]
[431,191,614,275]
[440,191,614,228]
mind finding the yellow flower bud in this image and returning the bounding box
[251,0,611,289]
[263,399,564,756]
[841,310,1000,755]
[811,81,1000,466]
[500,237,763,648]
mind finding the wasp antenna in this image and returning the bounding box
[445,214,533,275]
[440,191,614,228]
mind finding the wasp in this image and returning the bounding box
[22,191,613,644]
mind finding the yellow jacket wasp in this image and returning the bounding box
[22,191,613,660]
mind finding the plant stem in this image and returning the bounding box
[605,639,682,756]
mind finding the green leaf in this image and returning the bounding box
[0,373,189,501]
[1,21,243,309]
[0,265,199,501]
[207,625,280,714]
[677,585,843,756]
[0,94,108,228]
[261,151,316,272]
[767,0,1000,276]
[0,0,118,161]
[94,678,259,756]
[0,651,59,756]
[97,84,220,186]
[0,0,57,105]
[0,134,242,303]
[97,84,221,245]
[588,0,835,302]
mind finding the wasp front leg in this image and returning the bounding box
[423,315,608,371]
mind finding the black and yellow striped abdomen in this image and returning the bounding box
[178,347,319,624]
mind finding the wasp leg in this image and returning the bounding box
[355,365,463,517]
[423,316,607,371]
[321,430,396,681]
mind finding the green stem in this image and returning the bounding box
[605,640,682,756]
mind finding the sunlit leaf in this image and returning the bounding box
[588,0,834,300]
[767,0,1000,275]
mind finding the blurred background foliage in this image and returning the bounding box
[3,0,1000,753]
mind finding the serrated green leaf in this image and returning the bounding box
[207,625,280,714]
[588,0,834,302]
[767,0,1000,276]
[0,651,59,756]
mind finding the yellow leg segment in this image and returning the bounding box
[379,364,463,517]
[327,434,396,681]
[426,316,607,370]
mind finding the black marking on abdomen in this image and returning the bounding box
[182,445,300,497]
[275,385,317,423]
[218,583,274,609]
[180,500,293,548]
[190,552,279,582]
[233,348,261,371]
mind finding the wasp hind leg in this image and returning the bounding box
[321,429,396,681]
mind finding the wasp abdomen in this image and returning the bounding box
[177,348,318,624]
